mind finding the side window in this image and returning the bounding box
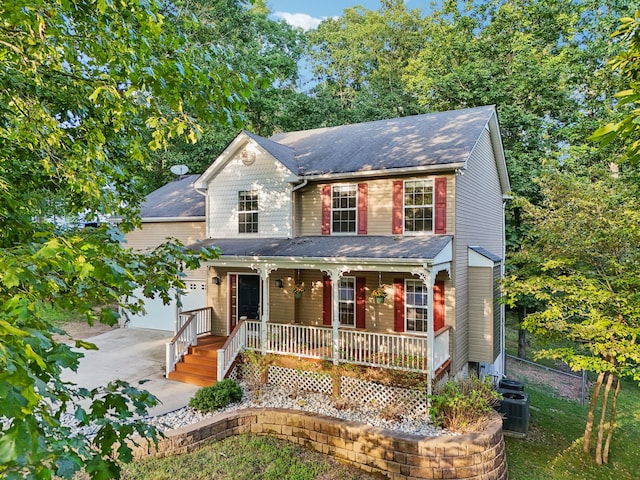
[331,184,357,233]
[405,279,428,333]
[338,277,355,327]
[238,190,258,233]
[404,180,433,233]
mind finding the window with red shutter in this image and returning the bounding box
[392,181,403,234]
[321,185,331,235]
[393,278,405,332]
[357,183,367,235]
[434,177,447,234]
[322,275,332,325]
[356,277,366,328]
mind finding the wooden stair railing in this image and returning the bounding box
[165,307,212,377]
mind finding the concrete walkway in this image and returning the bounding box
[61,328,200,416]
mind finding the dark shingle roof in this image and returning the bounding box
[244,131,299,174]
[469,246,502,263]
[140,174,204,218]
[191,235,452,261]
[269,106,495,175]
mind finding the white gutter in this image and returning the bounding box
[138,216,206,223]
[298,163,466,182]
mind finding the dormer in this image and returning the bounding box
[194,131,300,239]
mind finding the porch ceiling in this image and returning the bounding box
[190,235,452,270]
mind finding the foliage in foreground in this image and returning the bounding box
[189,379,243,412]
[0,0,252,478]
[504,167,640,465]
[429,377,501,433]
[122,434,377,480]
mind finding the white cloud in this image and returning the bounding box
[273,11,323,31]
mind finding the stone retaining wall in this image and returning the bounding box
[130,408,508,479]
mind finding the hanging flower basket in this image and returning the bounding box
[293,283,305,298]
[371,286,388,304]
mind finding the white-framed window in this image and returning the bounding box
[404,179,433,233]
[238,190,258,233]
[332,184,357,233]
[338,276,356,327]
[405,279,428,333]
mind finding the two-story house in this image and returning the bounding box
[160,105,510,389]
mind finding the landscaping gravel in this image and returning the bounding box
[145,381,449,437]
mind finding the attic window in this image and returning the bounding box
[238,190,258,233]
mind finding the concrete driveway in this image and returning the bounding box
[61,328,200,416]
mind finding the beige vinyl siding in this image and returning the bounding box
[493,265,501,358]
[467,266,497,363]
[295,176,453,237]
[298,184,323,236]
[208,267,233,336]
[124,221,207,279]
[268,269,296,324]
[453,127,504,373]
[124,221,205,251]
[366,180,392,235]
[443,174,456,236]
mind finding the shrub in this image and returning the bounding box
[189,379,243,412]
[429,376,501,433]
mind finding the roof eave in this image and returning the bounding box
[298,163,467,181]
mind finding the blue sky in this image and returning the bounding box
[268,1,390,30]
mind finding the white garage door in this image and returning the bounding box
[124,280,207,332]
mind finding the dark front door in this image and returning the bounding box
[237,275,260,321]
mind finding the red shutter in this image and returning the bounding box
[392,180,403,234]
[357,183,368,235]
[229,274,237,332]
[321,185,331,235]
[433,280,445,332]
[356,277,366,329]
[393,278,405,332]
[322,275,332,325]
[434,177,447,234]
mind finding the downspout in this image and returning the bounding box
[501,194,513,378]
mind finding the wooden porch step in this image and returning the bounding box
[167,370,217,387]
[167,334,226,387]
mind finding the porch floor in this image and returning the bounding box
[167,335,227,387]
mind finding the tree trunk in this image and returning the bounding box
[583,371,605,453]
[603,375,621,464]
[517,306,527,359]
[595,372,614,465]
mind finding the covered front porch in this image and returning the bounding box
[167,235,454,392]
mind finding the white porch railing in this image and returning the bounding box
[210,320,452,381]
[216,320,262,379]
[262,322,333,359]
[338,329,428,372]
[433,326,451,372]
[166,307,212,376]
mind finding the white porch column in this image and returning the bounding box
[256,265,277,352]
[412,268,434,397]
[326,268,346,364]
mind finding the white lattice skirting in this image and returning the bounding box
[267,366,333,395]
[235,363,427,414]
[340,375,428,413]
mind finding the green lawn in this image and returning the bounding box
[122,435,382,480]
[505,373,639,480]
